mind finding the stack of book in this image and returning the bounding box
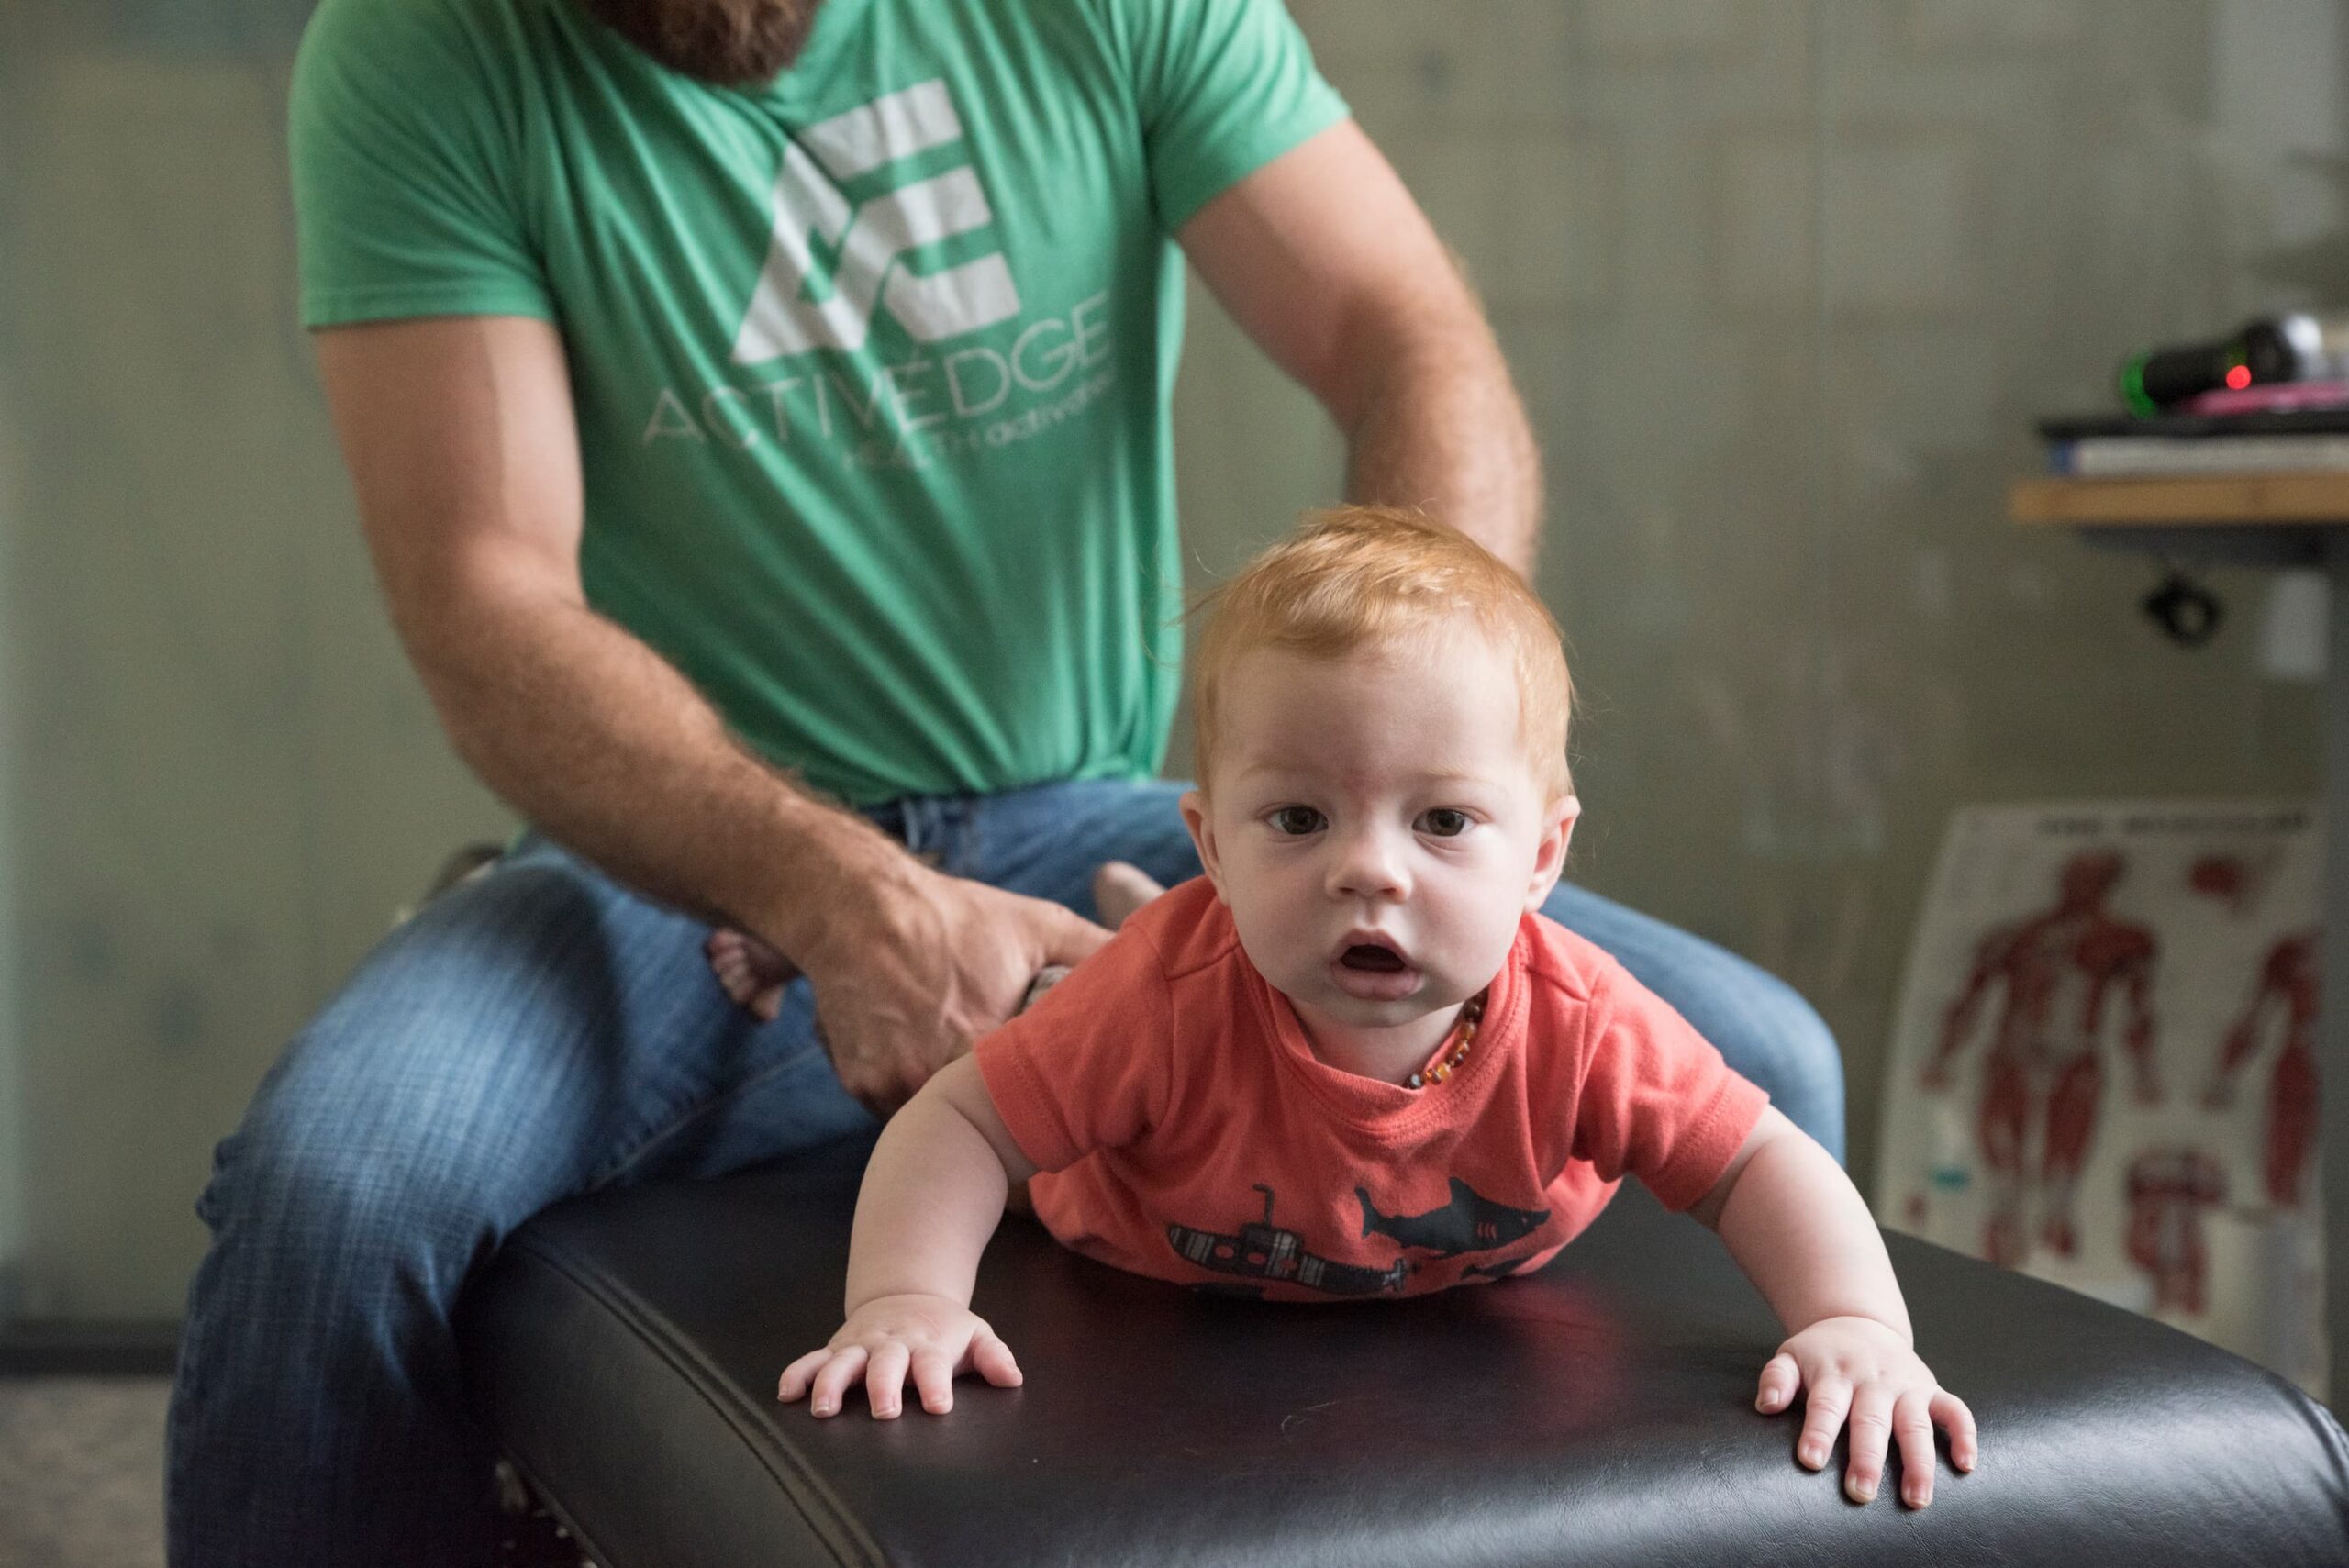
[2042,382,2349,478]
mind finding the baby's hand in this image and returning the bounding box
[1755,1315,1977,1507]
[778,1293,1023,1418]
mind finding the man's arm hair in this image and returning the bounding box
[314,314,913,960]
[1178,120,1542,575]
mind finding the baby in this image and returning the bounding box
[770,506,1978,1508]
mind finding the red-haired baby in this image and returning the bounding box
[770,506,1978,1508]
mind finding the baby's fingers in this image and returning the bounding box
[1932,1388,1979,1473]
[971,1328,1024,1390]
[910,1349,958,1415]
[1894,1390,1939,1507]
[1796,1375,1852,1471]
[865,1340,913,1419]
[1754,1351,1800,1414]
[777,1348,832,1404]
[807,1346,869,1418]
[1841,1385,1895,1503]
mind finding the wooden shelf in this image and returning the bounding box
[2011,473,2349,527]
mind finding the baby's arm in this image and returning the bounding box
[776,1055,1039,1418]
[1691,1107,1979,1507]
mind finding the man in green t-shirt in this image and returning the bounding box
[168,2,1842,1562]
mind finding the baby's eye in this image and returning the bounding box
[1419,808,1472,838]
[1270,806,1326,836]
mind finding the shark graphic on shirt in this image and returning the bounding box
[1356,1178,1552,1258]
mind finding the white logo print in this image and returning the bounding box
[732,80,1022,364]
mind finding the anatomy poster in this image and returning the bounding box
[1876,802,2322,1394]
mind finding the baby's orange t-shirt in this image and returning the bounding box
[974,877,1770,1299]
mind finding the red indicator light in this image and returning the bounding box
[2226,363,2253,390]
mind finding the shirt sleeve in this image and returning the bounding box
[1570,962,1773,1213]
[288,0,554,328]
[974,925,1176,1173]
[1091,0,1353,233]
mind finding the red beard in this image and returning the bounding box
[573,0,823,86]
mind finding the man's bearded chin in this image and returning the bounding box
[573,0,822,86]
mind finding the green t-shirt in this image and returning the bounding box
[290,0,1347,806]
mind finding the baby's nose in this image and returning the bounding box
[1327,827,1409,899]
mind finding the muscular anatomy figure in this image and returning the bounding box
[1920,851,2160,1266]
[2123,1148,2227,1317]
[2203,930,2319,1210]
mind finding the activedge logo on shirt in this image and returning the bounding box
[731,79,1019,360]
[641,77,1119,471]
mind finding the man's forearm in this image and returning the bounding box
[408,578,910,962]
[1342,280,1542,574]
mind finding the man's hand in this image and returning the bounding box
[712,858,1166,1022]
[796,862,1111,1115]
[778,1293,1023,1418]
[1755,1315,1978,1507]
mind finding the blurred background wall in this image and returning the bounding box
[0,0,2338,1324]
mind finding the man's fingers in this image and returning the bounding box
[850,1069,914,1119]
[1842,1385,1896,1503]
[1931,1389,1979,1473]
[865,1340,913,1419]
[1019,965,1073,1015]
[1092,861,1168,929]
[807,1346,868,1418]
[806,882,1113,1116]
[1034,903,1114,969]
[1796,1375,1851,1471]
[1894,1389,1939,1507]
[753,985,784,1022]
[972,1329,1023,1389]
[812,1014,902,1118]
[1754,1351,1799,1413]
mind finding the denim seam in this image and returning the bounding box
[585,1048,820,1193]
[957,801,985,880]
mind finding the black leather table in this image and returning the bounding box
[461,1140,2349,1566]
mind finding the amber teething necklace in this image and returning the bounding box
[1405,993,1486,1090]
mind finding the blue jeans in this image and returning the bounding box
[166,776,1842,1567]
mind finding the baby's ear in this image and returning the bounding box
[1525,795,1580,912]
[1179,789,1228,903]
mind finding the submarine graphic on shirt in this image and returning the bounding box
[1356,1177,1552,1258]
[1166,1178,1553,1298]
[1167,1184,1410,1296]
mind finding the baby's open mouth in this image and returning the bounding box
[1341,943,1408,973]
